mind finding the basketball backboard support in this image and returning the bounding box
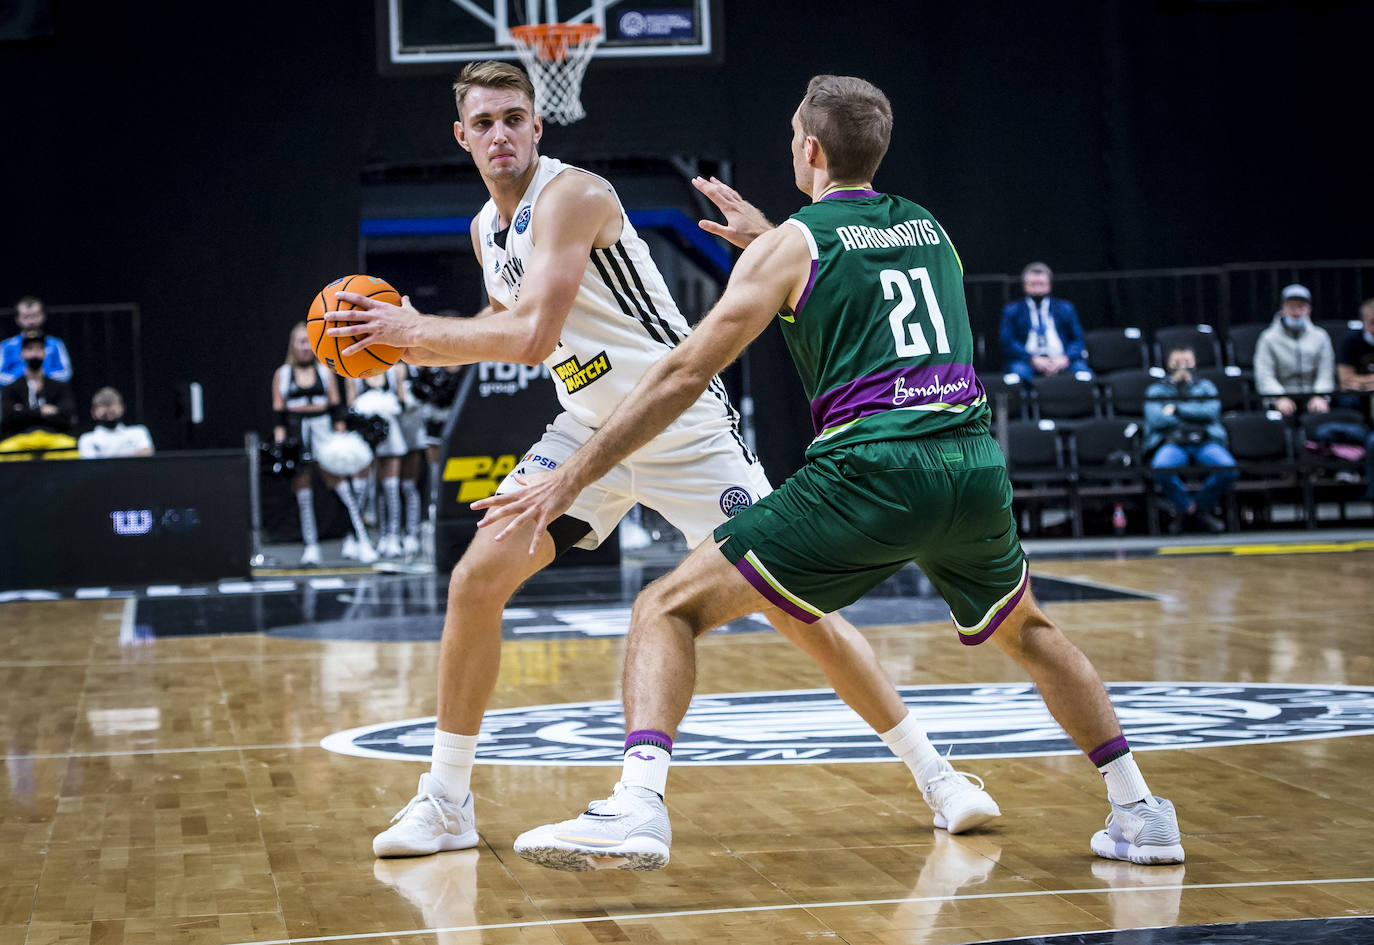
[377,0,720,73]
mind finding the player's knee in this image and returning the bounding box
[634,575,712,636]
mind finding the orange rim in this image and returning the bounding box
[510,23,601,61]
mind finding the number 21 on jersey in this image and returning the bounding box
[882,267,950,357]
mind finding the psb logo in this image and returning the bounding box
[719,486,753,517]
[321,683,1374,765]
[513,205,532,235]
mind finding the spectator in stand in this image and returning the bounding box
[1253,284,1333,417]
[1335,299,1374,500]
[1143,345,1235,534]
[77,387,154,458]
[999,262,1091,384]
[1,332,77,443]
[0,297,73,385]
[1336,298,1374,402]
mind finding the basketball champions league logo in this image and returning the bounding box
[322,683,1374,765]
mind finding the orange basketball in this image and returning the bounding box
[306,274,404,378]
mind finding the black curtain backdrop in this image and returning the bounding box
[1,0,1370,478]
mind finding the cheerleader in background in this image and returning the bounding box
[272,322,377,566]
[348,363,410,558]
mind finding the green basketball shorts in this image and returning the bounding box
[713,431,1028,644]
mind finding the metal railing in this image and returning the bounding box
[966,259,1374,349]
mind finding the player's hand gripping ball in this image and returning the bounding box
[306,275,403,378]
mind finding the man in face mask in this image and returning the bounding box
[1143,345,1235,533]
[1336,299,1374,397]
[1253,284,1334,417]
[1,332,77,440]
[0,297,74,386]
[999,262,1091,384]
[77,387,154,458]
[1333,299,1374,501]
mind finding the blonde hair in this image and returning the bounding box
[453,60,536,119]
[798,75,892,183]
[92,386,124,409]
[286,321,311,365]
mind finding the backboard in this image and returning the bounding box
[378,0,720,72]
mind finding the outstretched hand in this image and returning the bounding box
[693,176,773,249]
[470,469,581,555]
[326,292,423,357]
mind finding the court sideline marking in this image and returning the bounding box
[222,876,1374,945]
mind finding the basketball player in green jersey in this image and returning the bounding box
[477,74,1183,871]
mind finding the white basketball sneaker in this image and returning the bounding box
[342,535,360,560]
[299,544,322,567]
[373,773,479,858]
[355,538,380,565]
[920,754,1001,834]
[514,782,671,872]
[402,534,421,557]
[1090,795,1184,865]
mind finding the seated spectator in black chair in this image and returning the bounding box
[1000,262,1091,384]
[0,332,78,451]
[1143,345,1235,533]
[0,296,74,386]
[1334,299,1374,499]
[77,386,154,458]
[1253,283,1334,417]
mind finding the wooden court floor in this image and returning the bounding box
[1,548,1372,945]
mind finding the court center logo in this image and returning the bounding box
[322,683,1374,765]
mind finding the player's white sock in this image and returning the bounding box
[1091,736,1152,805]
[621,729,672,797]
[295,488,318,547]
[383,475,402,541]
[334,479,370,543]
[402,479,422,538]
[431,729,478,800]
[880,710,945,790]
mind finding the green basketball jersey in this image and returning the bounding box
[780,190,988,458]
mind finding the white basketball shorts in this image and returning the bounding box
[496,411,772,549]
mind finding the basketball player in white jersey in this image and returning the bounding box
[328,61,999,858]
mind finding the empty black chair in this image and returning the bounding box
[1298,408,1371,523]
[980,371,1028,420]
[1003,419,1073,535]
[1031,371,1099,423]
[1068,417,1152,535]
[1222,411,1304,528]
[1317,319,1360,345]
[1154,324,1223,368]
[1083,327,1149,374]
[1103,368,1165,419]
[1194,366,1251,414]
[1227,323,1267,371]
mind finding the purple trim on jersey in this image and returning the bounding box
[625,729,674,753]
[959,571,1028,646]
[821,188,881,200]
[734,556,821,624]
[794,256,820,316]
[1089,736,1132,767]
[810,363,983,435]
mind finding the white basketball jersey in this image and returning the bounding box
[476,155,750,457]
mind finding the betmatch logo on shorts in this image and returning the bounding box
[323,683,1374,765]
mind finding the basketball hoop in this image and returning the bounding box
[509,23,601,125]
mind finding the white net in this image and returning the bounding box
[510,25,601,125]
